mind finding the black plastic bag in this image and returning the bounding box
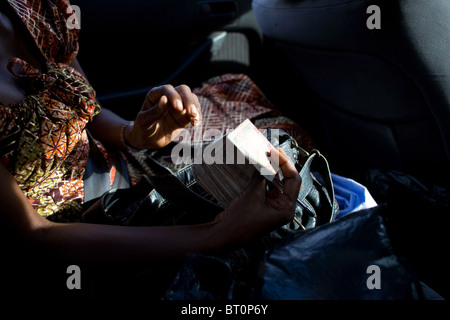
[251,206,423,300]
[350,168,450,300]
[164,205,426,300]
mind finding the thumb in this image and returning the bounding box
[139,95,169,124]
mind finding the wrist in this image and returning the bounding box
[120,121,146,152]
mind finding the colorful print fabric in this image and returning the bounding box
[0,0,101,219]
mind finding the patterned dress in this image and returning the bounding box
[0,0,109,220]
[0,0,313,222]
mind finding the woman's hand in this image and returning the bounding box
[125,84,202,150]
[213,148,302,244]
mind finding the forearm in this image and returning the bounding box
[1,163,228,266]
[36,218,227,266]
[87,108,134,151]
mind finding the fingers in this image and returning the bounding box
[137,94,170,126]
[143,84,201,127]
[267,171,282,199]
[269,148,302,202]
[177,85,202,127]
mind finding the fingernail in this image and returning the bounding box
[175,99,183,111]
[190,104,198,117]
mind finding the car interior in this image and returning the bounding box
[1,0,448,302]
[68,0,450,300]
[73,0,450,183]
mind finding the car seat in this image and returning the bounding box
[253,0,450,185]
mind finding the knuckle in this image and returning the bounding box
[295,173,302,185]
[145,89,153,99]
[162,84,175,92]
[193,93,200,103]
[177,84,190,92]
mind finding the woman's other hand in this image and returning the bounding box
[126,84,202,149]
[214,148,302,244]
